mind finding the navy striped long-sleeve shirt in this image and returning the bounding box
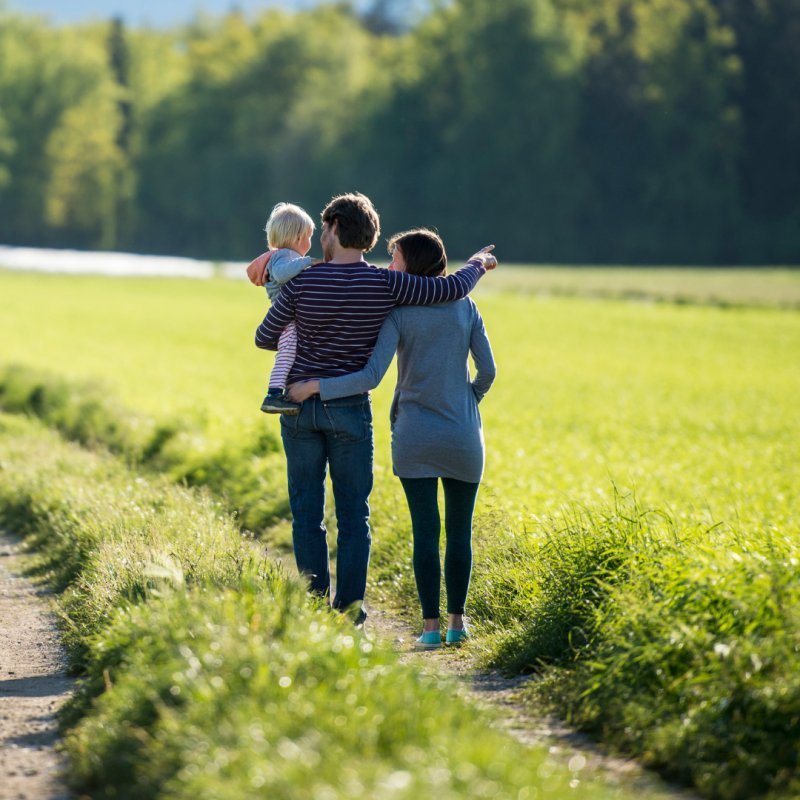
[255,258,486,383]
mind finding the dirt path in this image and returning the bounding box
[367,609,700,800]
[0,534,73,800]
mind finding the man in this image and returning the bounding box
[252,192,496,623]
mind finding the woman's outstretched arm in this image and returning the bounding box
[287,314,401,403]
[320,315,401,399]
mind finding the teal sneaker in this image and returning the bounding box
[414,630,442,650]
[445,627,469,646]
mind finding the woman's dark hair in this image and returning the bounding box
[387,228,447,277]
[321,192,380,252]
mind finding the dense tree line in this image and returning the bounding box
[0,0,797,263]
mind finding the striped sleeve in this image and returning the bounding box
[386,258,485,306]
[318,313,401,400]
[255,282,296,351]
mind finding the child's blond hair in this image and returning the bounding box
[265,202,315,249]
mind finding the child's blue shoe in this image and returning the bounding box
[414,630,442,650]
[260,392,301,415]
[445,627,469,646]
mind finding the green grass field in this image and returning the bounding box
[3,268,797,528]
[2,265,799,798]
[489,266,800,308]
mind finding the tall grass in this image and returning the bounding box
[480,503,800,799]
[473,499,672,669]
[0,364,290,534]
[0,413,638,799]
[556,537,800,800]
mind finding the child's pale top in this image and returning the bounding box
[265,248,313,301]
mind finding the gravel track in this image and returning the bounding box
[0,534,73,800]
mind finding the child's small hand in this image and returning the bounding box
[246,251,274,286]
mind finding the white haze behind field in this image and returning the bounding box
[0,246,247,280]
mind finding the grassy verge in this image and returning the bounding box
[478,503,800,799]
[3,365,799,798]
[0,413,639,800]
[0,364,291,535]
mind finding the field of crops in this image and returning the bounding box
[3,268,797,526]
[1,265,799,798]
[487,266,800,308]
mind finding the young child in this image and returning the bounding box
[258,202,318,414]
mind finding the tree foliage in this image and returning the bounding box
[0,0,797,263]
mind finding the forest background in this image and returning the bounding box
[0,0,798,265]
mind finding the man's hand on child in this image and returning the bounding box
[246,251,274,286]
[286,380,320,403]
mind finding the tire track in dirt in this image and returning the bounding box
[0,534,73,800]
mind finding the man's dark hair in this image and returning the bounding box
[321,192,380,252]
[387,228,447,277]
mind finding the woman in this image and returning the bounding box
[288,229,496,649]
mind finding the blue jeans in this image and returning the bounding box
[280,393,373,615]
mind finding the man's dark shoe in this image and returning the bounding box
[260,394,301,415]
[335,603,368,628]
[353,607,368,628]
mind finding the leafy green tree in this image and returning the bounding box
[0,14,130,248]
[0,0,797,263]
[567,0,742,262]
[0,111,14,194]
[710,0,800,260]
[134,7,380,258]
[350,0,586,260]
[107,17,132,152]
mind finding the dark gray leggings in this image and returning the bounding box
[398,477,480,619]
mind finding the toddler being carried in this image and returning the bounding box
[257,202,319,414]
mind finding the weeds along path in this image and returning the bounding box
[0,533,73,800]
[366,610,700,800]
